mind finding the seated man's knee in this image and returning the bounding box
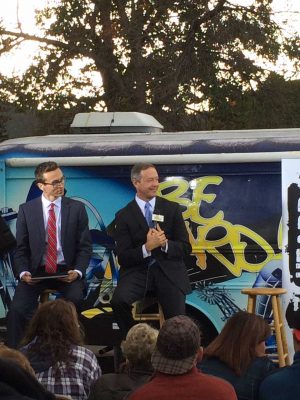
[111,289,130,308]
[64,293,83,308]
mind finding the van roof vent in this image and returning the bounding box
[70,112,163,134]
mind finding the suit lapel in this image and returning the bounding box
[129,197,165,230]
[129,200,148,230]
[36,197,45,238]
[154,196,166,229]
[61,197,69,248]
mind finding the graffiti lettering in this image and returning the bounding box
[158,176,275,277]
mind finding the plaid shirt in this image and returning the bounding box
[35,345,101,400]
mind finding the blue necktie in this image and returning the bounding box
[145,202,154,228]
[145,202,156,266]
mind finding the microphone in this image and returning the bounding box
[152,208,164,229]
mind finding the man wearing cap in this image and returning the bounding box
[259,308,300,400]
[127,315,237,400]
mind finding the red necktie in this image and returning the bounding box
[45,203,57,274]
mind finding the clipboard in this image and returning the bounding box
[31,274,69,281]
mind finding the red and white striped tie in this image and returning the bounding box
[45,203,57,274]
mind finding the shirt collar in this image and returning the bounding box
[135,195,156,210]
[41,194,62,208]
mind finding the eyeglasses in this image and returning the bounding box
[43,176,66,188]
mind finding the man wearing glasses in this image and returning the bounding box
[6,161,92,348]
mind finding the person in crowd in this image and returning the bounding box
[0,214,16,257]
[6,160,92,348]
[0,357,55,400]
[259,307,300,399]
[0,343,35,376]
[127,315,237,400]
[111,163,192,339]
[88,322,158,400]
[198,311,276,400]
[21,299,101,400]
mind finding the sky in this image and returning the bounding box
[0,0,299,77]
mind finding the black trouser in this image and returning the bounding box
[6,276,85,348]
[111,263,186,339]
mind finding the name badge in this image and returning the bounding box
[152,214,164,222]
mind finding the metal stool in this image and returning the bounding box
[241,287,290,367]
[132,296,165,328]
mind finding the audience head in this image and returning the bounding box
[22,299,83,363]
[151,315,202,375]
[0,343,35,376]
[121,323,158,370]
[204,311,271,375]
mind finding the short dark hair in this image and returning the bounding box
[35,161,59,183]
[131,163,156,181]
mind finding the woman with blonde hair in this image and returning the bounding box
[21,299,101,400]
[88,322,158,400]
[198,311,276,400]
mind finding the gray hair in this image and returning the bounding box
[121,323,158,368]
[131,163,156,182]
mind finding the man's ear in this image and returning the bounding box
[196,346,203,363]
[132,178,138,190]
[37,182,43,191]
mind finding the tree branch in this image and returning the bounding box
[0,29,68,49]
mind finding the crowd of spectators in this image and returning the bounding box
[1,298,299,400]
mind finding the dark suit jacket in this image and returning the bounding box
[13,196,92,277]
[114,196,192,294]
[0,215,16,256]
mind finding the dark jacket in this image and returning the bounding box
[0,215,16,256]
[13,196,92,277]
[0,382,38,400]
[88,368,153,400]
[115,196,192,294]
[0,358,55,400]
[259,350,300,400]
[198,356,276,400]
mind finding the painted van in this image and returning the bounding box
[1,113,300,344]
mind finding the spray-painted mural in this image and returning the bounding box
[0,161,283,339]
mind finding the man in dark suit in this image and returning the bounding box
[6,161,92,348]
[111,163,192,338]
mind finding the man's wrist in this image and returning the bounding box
[19,271,30,280]
[161,240,168,252]
[74,269,82,279]
[142,244,151,258]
